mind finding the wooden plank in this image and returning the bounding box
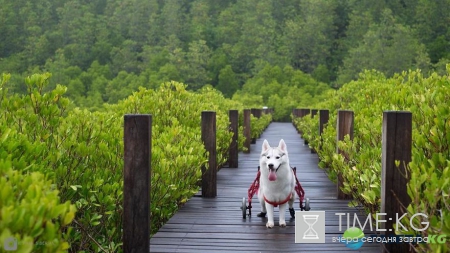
[150,122,379,252]
[150,235,380,253]
[123,115,151,253]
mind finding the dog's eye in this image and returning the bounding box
[276,156,280,159]
[266,156,270,159]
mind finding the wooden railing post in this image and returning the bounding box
[299,108,310,118]
[202,111,217,198]
[296,108,310,136]
[318,110,329,150]
[293,108,300,132]
[243,109,251,153]
[293,108,300,118]
[336,110,353,199]
[251,108,262,118]
[308,109,317,153]
[319,110,329,136]
[300,109,311,145]
[251,108,262,142]
[123,115,151,253]
[228,110,239,168]
[381,111,412,253]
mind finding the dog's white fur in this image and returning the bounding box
[258,139,295,228]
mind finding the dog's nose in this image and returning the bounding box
[268,163,274,169]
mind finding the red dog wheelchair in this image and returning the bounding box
[241,166,310,219]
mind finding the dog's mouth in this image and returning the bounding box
[268,168,277,181]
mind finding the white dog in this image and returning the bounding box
[257,139,296,228]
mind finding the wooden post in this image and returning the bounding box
[300,108,310,118]
[381,111,412,253]
[251,108,262,118]
[202,111,217,198]
[228,110,239,168]
[311,109,329,154]
[301,109,311,145]
[336,110,353,199]
[292,108,299,118]
[251,108,262,141]
[243,109,251,153]
[123,115,151,253]
[319,110,329,136]
[296,108,310,136]
[293,108,299,131]
[309,109,318,153]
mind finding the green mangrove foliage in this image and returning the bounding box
[293,69,450,252]
[0,159,76,253]
[236,64,332,121]
[0,73,260,252]
[1,73,125,252]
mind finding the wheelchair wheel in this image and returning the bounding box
[304,198,311,211]
[241,197,247,219]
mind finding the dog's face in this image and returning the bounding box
[260,139,288,181]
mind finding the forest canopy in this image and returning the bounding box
[1,0,449,113]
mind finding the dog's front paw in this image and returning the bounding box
[266,222,274,228]
[279,221,286,227]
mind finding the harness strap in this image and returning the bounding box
[263,192,293,207]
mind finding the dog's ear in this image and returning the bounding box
[278,139,287,153]
[262,139,270,153]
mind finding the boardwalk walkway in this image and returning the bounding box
[150,122,379,252]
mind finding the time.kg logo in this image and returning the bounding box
[295,211,325,243]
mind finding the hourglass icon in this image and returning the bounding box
[302,214,319,239]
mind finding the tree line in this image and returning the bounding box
[1,0,449,110]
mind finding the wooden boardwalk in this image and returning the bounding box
[150,122,379,252]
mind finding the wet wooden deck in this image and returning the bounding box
[149,122,380,252]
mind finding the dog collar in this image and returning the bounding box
[263,193,293,207]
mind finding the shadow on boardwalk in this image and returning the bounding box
[150,122,379,252]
